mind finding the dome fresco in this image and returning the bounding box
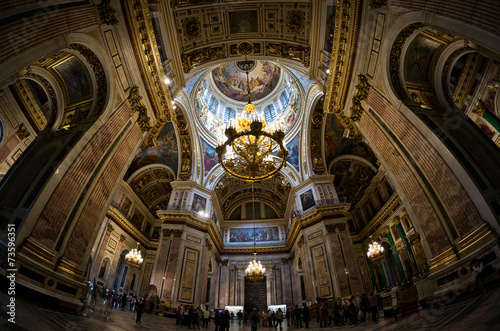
[211,60,281,102]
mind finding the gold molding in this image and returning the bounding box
[473,100,487,117]
[121,0,174,147]
[324,0,362,136]
[457,223,496,258]
[106,206,157,249]
[429,247,458,273]
[55,257,85,282]
[18,238,55,269]
[23,70,58,128]
[13,80,47,132]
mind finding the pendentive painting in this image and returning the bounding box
[53,56,91,102]
[286,133,300,171]
[228,10,259,34]
[300,189,315,211]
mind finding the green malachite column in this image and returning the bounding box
[378,262,387,288]
[385,230,406,281]
[396,222,417,274]
[366,256,378,290]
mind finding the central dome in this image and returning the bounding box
[211,60,281,102]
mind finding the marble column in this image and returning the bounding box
[395,218,418,276]
[281,258,294,307]
[151,229,172,293]
[162,230,183,301]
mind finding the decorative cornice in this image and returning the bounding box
[106,206,158,249]
[98,0,118,25]
[324,0,362,135]
[357,193,401,240]
[15,123,30,140]
[121,0,174,147]
[349,75,370,122]
[128,86,152,132]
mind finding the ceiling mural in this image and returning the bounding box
[330,159,376,209]
[211,60,280,102]
[129,167,175,215]
[324,114,378,170]
[127,122,179,178]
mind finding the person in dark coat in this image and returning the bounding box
[136,298,145,323]
[249,308,260,331]
[214,311,221,331]
[302,303,310,329]
[221,310,230,331]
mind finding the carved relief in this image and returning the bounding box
[15,123,30,140]
[182,45,226,73]
[128,86,152,132]
[349,75,370,122]
[286,11,305,34]
[98,0,118,25]
[183,18,202,39]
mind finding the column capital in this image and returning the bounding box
[119,234,126,242]
[382,227,391,234]
[107,224,115,233]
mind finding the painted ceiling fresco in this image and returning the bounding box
[211,60,280,102]
[127,122,179,178]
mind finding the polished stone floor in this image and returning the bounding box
[1,288,500,331]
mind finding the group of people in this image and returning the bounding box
[176,304,212,329]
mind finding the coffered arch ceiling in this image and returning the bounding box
[215,173,291,220]
[168,1,313,75]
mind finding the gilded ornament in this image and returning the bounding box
[119,234,127,242]
[183,17,201,39]
[15,123,30,140]
[172,229,183,238]
[107,224,115,233]
[237,41,253,56]
[369,0,387,9]
[98,0,118,25]
[473,100,487,117]
[349,74,370,122]
[297,236,304,248]
[128,86,153,132]
[287,12,304,33]
[206,241,212,251]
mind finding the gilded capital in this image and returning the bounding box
[473,100,487,117]
[119,234,126,242]
[172,229,183,238]
[281,257,290,265]
[206,240,212,251]
[106,225,115,233]
[297,237,304,248]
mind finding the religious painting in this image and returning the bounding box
[98,257,109,279]
[192,193,207,213]
[122,197,132,215]
[143,221,152,237]
[228,10,259,34]
[53,56,91,102]
[212,60,280,102]
[324,114,344,167]
[300,189,315,211]
[228,227,281,243]
[405,34,441,83]
[286,133,300,171]
[392,225,401,241]
[131,209,144,230]
[201,138,218,176]
[128,122,179,177]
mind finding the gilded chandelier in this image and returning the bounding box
[216,58,288,182]
[245,251,266,281]
[125,242,144,268]
[366,236,385,262]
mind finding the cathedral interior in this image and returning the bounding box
[1,0,500,328]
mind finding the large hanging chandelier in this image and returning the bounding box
[216,49,288,182]
[125,242,144,269]
[366,236,385,262]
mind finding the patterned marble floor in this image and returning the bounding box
[1,288,500,331]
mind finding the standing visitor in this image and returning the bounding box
[203,309,211,328]
[369,292,378,322]
[135,298,145,324]
[249,308,260,331]
[214,311,221,331]
[275,308,283,330]
[302,303,310,329]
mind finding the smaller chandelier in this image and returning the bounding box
[245,251,266,282]
[366,236,384,262]
[125,242,144,269]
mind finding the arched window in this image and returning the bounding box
[264,104,276,123]
[224,107,236,122]
[208,96,218,115]
[280,91,289,109]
